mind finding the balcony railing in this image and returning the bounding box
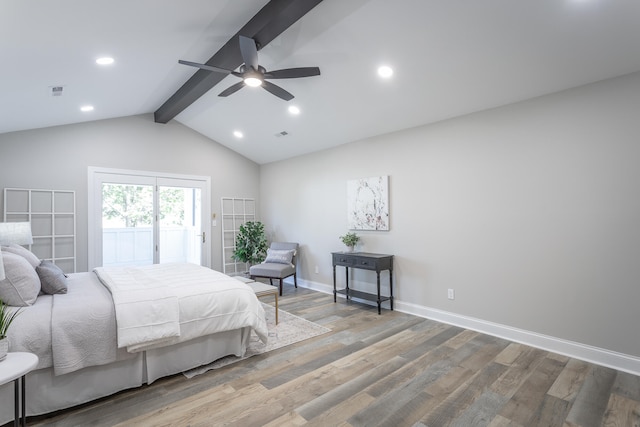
[102,227,198,266]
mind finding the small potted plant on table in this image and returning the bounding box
[339,232,360,252]
[0,299,21,361]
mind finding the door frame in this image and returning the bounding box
[88,166,211,270]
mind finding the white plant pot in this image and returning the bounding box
[0,337,7,362]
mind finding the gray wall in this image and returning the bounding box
[0,114,260,272]
[260,71,640,358]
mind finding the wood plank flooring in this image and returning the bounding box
[27,287,640,427]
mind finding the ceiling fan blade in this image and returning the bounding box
[239,36,259,71]
[178,60,232,75]
[218,81,246,97]
[264,67,321,79]
[262,80,294,101]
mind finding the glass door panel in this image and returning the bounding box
[158,185,202,265]
[101,182,154,267]
[157,177,207,266]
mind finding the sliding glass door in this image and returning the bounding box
[101,178,155,266]
[157,178,203,265]
[89,168,210,269]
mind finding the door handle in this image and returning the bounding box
[197,231,206,244]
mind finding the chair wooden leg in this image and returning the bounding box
[269,278,273,286]
[294,273,297,288]
[279,278,283,296]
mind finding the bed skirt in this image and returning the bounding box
[0,327,250,424]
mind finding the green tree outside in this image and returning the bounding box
[102,184,186,228]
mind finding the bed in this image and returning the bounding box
[0,259,268,424]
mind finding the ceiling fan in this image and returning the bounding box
[179,35,320,101]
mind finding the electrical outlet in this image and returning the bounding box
[448,289,455,300]
[315,265,319,274]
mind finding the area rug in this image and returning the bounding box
[183,303,330,378]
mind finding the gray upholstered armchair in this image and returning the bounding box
[249,242,298,296]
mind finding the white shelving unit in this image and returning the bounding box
[3,188,76,273]
[221,197,255,275]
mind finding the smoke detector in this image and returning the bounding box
[274,131,289,138]
[48,86,65,97]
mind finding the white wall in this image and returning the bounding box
[260,71,640,360]
[0,114,260,272]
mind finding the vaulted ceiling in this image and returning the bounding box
[2,0,640,164]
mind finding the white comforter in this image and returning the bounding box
[8,272,130,375]
[94,263,268,352]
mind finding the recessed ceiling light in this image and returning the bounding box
[288,105,300,115]
[377,65,394,78]
[96,57,114,65]
[80,105,94,112]
[233,130,244,138]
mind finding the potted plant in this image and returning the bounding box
[233,221,268,270]
[339,231,360,252]
[0,299,21,361]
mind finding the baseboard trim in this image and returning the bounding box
[294,278,640,376]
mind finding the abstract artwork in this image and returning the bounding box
[347,176,389,230]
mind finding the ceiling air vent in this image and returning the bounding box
[49,86,64,97]
[274,131,289,138]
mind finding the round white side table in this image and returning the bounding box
[0,352,38,427]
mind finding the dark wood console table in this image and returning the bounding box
[332,252,394,314]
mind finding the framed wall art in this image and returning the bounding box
[347,175,389,230]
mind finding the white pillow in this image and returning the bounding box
[264,249,294,265]
[1,244,40,269]
[0,252,41,306]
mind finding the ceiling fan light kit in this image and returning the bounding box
[244,78,262,87]
[179,35,320,101]
[243,73,263,87]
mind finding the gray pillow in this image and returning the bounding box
[264,249,294,265]
[1,244,40,269]
[0,252,41,306]
[36,260,68,295]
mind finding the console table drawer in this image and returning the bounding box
[332,253,356,266]
[351,256,378,270]
[332,252,393,271]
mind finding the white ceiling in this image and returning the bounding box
[2,0,640,164]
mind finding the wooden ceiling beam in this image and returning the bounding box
[154,0,324,124]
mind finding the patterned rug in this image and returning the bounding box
[183,303,330,378]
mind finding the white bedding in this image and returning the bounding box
[94,263,268,352]
[8,273,132,375]
[6,294,53,370]
[51,272,133,375]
